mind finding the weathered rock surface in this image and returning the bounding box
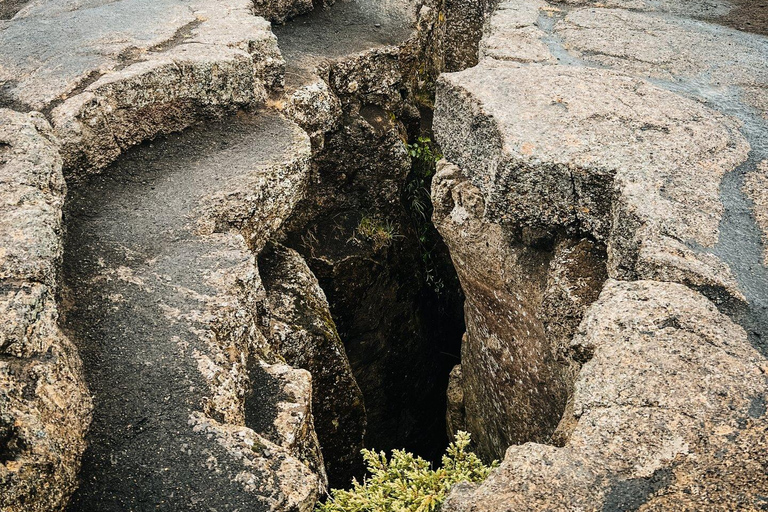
[0,109,91,512]
[441,0,502,70]
[0,0,283,174]
[435,62,749,304]
[432,159,606,458]
[556,7,768,114]
[560,0,732,18]
[434,0,768,508]
[444,280,768,511]
[254,0,314,24]
[272,0,470,472]
[479,0,553,63]
[259,243,366,486]
[745,160,768,265]
[61,112,324,511]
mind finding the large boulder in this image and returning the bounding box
[444,280,768,510]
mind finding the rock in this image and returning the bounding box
[245,361,327,489]
[479,0,554,63]
[62,112,324,510]
[444,280,768,511]
[445,364,466,437]
[254,0,314,24]
[274,0,468,467]
[0,0,284,175]
[434,62,749,305]
[0,109,91,512]
[259,243,366,488]
[442,0,502,70]
[744,160,768,265]
[559,0,733,18]
[189,412,320,512]
[432,159,606,459]
[555,7,768,114]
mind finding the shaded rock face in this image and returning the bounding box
[432,161,606,459]
[0,109,91,512]
[269,0,486,476]
[281,63,467,470]
[258,243,366,487]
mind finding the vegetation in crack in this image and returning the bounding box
[404,136,450,295]
[317,431,496,512]
[356,214,402,252]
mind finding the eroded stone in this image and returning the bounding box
[0,109,91,512]
[435,62,749,304]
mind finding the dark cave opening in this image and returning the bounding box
[277,110,466,487]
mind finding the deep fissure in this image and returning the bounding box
[52,0,580,504]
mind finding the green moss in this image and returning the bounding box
[317,431,496,512]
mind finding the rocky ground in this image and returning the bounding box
[435,0,768,509]
[1,0,767,510]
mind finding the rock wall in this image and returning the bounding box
[432,0,768,508]
[0,110,91,512]
[259,243,366,486]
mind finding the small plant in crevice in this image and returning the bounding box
[356,214,401,252]
[316,431,497,512]
[404,137,446,295]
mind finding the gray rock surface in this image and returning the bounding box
[435,62,749,304]
[433,0,768,508]
[559,0,733,17]
[556,7,768,114]
[1,0,283,175]
[0,109,91,512]
[479,0,553,63]
[61,112,321,511]
[745,160,768,265]
[259,243,366,487]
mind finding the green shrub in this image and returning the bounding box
[317,431,496,512]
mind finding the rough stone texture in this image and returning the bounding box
[444,363,465,436]
[254,0,314,24]
[556,7,768,115]
[274,0,469,472]
[246,361,327,488]
[444,280,768,511]
[480,0,553,63]
[638,416,768,510]
[559,0,733,18]
[442,0,502,70]
[434,0,768,508]
[432,160,606,459]
[0,109,91,512]
[0,0,284,175]
[435,62,749,305]
[744,160,768,265]
[259,243,366,487]
[62,112,324,511]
